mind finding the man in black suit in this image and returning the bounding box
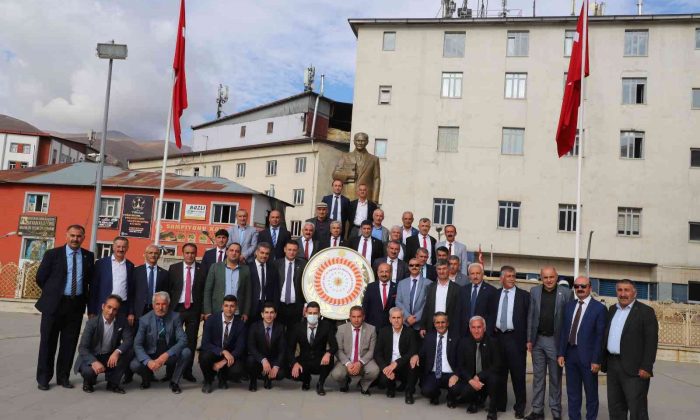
[129,245,169,321]
[257,210,291,260]
[35,224,95,390]
[416,248,437,281]
[248,242,280,323]
[416,312,459,406]
[276,240,306,336]
[349,220,384,263]
[88,236,134,319]
[168,243,205,382]
[374,307,418,404]
[296,222,323,260]
[322,179,350,229]
[373,240,408,282]
[74,294,133,394]
[347,183,378,239]
[201,229,229,276]
[602,279,658,420]
[460,262,497,336]
[321,220,346,248]
[362,263,397,329]
[489,265,530,418]
[288,301,338,395]
[247,302,287,391]
[420,260,462,337]
[199,295,246,393]
[405,218,437,264]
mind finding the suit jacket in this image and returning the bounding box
[35,245,95,315]
[322,193,350,227]
[320,236,347,249]
[307,217,332,243]
[419,330,459,376]
[226,225,258,260]
[437,240,471,273]
[372,225,390,244]
[248,260,280,309]
[405,234,437,265]
[451,272,469,287]
[247,320,286,367]
[601,300,658,376]
[455,333,501,384]
[167,262,206,314]
[201,247,227,278]
[88,256,135,316]
[362,281,397,329]
[422,264,438,281]
[395,276,431,330]
[130,264,169,317]
[527,285,573,345]
[295,237,324,260]
[488,287,530,351]
[558,297,606,366]
[257,225,292,260]
[372,257,408,282]
[374,326,418,370]
[73,315,133,373]
[346,199,378,230]
[402,227,419,244]
[421,280,463,331]
[460,281,498,335]
[349,235,384,262]
[203,262,251,316]
[289,319,338,364]
[200,312,247,358]
[134,310,187,362]
[275,258,306,305]
[335,322,377,366]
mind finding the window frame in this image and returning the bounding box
[374,138,388,159]
[211,165,221,178]
[443,31,466,58]
[558,204,578,232]
[437,126,460,153]
[175,168,183,175]
[692,88,700,109]
[497,200,521,230]
[266,160,277,176]
[290,220,302,237]
[505,72,527,99]
[24,192,50,213]
[433,198,455,225]
[266,121,274,134]
[617,207,642,237]
[501,127,525,155]
[158,199,182,222]
[96,242,113,259]
[293,188,305,206]
[240,125,246,138]
[690,222,700,242]
[210,201,239,225]
[193,167,200,177]
[622,77,647,105]
[441,72,463,98]
[506,30,529,57]
[295,157,307,173]
[236,162,246,178]
[382,31,396,51]
[620,131,645,160]
[624,29,649,57]
[99,196,122,218]
[564,29,575,57]
[378,85,392,105]
[691,148,700,168]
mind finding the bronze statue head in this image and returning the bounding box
[353,132,369,152]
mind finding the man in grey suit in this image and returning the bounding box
[203,242,251,322]
[371,208,390,244]
[331,306,379,395]
[525,266,572,420]
[395,259,431,333]
[74,294,133,394]
[227,209,258,263]
[130,291,192,394]
[448,256,469,287]
[436,224,470,274]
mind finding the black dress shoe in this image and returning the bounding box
[202,382,213,394]
[467,403,479,413]
[360,387,371,396]
[263,378,272,389]
[82,383,94,393]
[140,380,151,389]
[514,411,525,419]
[58,379,74,389]
[524,413,544,420]
[170,382,182,394]
[316,382,326,396]
[106,383,126,394]
[446,399,457,408]
[487,412,498,420]
[37,383,50,391]
[405,393,414,405]
[430,396,440,405]
[339,377,350,392]
[182,373,197,383]
[160,376,172,382]
[249,381,257,392]
[122,373,133,384]
[301,382,310,391]
[386,388,396,398]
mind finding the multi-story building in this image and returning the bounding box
[348,14,700,302]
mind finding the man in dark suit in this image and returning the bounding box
[405,217,436,264]
[420,260,462,336]
[362,263,397,329]
[130,291,192,393]
[346,183,378,239]
[322,179,350,229]
[557,276,606,420]
[88,236,134,318]
[489,265,530,417]
[374,307,418,404]
[74,294,133,394]
[246,302,287,391]
[307,202,332,243]
[461,263,497,333]
[349,220,384,263]
[199,294,246,393]
[288,301,338,395]
[257,210,291,260]
[400,211,419,244]
[201,229,229,276]
[248,242,279,322]
[321,220,346,248]
[203,242,252,322]
[129,245,169,321]
[296,222,323,260]
[168,243,205,382]
[35,224,95,390]
[373,240,408,282]
[276,240,306,336]
[602,279,658,420]
[416,248,437,281]
[448,316,501,418]
[417,312,459,406]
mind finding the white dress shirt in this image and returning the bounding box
[256,260,267,299]
[402,228,413,244]
[569,295,592,342]
[606,300,634,354]
[435,281,450,313]
[419,234,432,261]
[496,287,516,331]
[353,200,368,226]
[357,236,373,260]
[110,256,128,300]
[391,328,403,362]
[178,263,196,303]
[386,258,398,280]
[221,313,234,345]
[329,236,342,247]
[433,331,453,373]
[100,315,115,354]
[215,247,226,263]
[302,238,314,257]
[280,259,297,304]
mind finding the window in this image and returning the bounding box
[193,167,200,177]
[8,161,28,169]
[25,193,49,213]
[691,149,700,167]
[160,200,181,221]
[266,160,277,176]
[558,204,578,232]
[501,128,525,155]
[175,168,183,175]
[290,220,302,237]
[443,32,465,57]
[693,88,700,109]
[506,31,529,56]
[99,197,121,217]
[433,198,455,225]
[564,30,575,56]
[374,138,387,158]
[240,125,246,137]
[378,86,392,104]
[617,207,641,236]
[690,222,700,241]
[161,246,177,257]
[51,149,57,164]
[622,78,646,104]
[293,189,305,205]
[437,126,459,153]
[96,243,112,259]
[498,201,521,229]
[505,73,527,99]
[236,162,246,178]
[441,72,463,98]
[624,30,649,56]
[383,31,396,51]
[565,132,581,157]
[10,143,30,153]
[295,157,307,173]
[212,203,237,224]
[267,122,274,134]
[620,131,644,159]
[211,165,221,177]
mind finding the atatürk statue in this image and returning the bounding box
[332,132,381,202]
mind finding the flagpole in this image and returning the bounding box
[154,71,176,247]
[573,0,588,279]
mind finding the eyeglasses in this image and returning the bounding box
[408,264,421,267]
[573,284,589,289]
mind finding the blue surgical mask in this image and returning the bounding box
[307,314,319,325]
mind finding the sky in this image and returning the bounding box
[0,0,697,146]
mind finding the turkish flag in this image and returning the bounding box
[556,1,589,157]
[172,0,188,149]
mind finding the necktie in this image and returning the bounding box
[158,317,166,340]
[309,326,316,344]
[260,263,266,299]
[272,228,278,247]
[362,238,368,258]
[448,243,453,255]
[422,236,427,250]
[409,279,417,314]
[333,196,339,220]
[353,328,360,363]
[184,266,192,309]
[304,240,309,259]
[475,342,482,373]
[435,335,444,378]
[333,237,338,247]
[217,250,223,263]
[285,262,293,303]
[223,320,231,347]
[265,326,271,347]
[148,266,155,296]
[389,259,395,280]
[569,300,585,346]
[71,250,78,296]
[499,290,510,331]
[381,282,388,309]
[470,285,478,317]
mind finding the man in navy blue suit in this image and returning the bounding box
[201,229,229,277]
[416,312,459,406]
[361,263,397,329]
[247,243,279,323]
[460,262,497,336]
[557,276,606,420]
[322,179,350,229]
[257,210,291,260]
[88,236,134,319]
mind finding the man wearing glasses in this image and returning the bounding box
[395,259,430,335]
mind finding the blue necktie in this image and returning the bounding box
[333,196,339,220]
[470,285,478,317]
[409,279,417,314]
[271,227,278,247]
[148,266,155,296]
[435,335,444,379]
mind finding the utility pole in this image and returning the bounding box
[216,84,228,119]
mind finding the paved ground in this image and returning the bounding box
[1,312,699,420]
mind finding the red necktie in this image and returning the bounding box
[304,239,309,259]
[353,328,360,363]
[422,236,427,249]
[184,266,192,309]
[217,250,223,262]
[362,238,368,258]
[333,237,337,247]
[381,282,387,309]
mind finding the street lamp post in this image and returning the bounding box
[89,41,127,253]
